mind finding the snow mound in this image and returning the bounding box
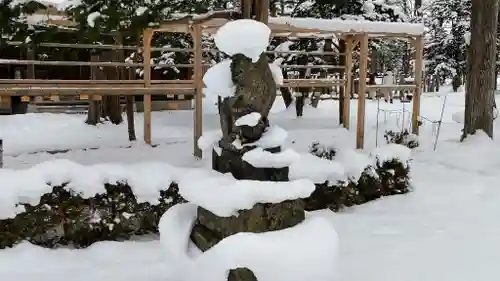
[214,19,271,62]
[242,147,300,168]
[373,144,412,166]
[235,112,262,127]
[335,148,374,181]
[290,153,347,184]
[158,203,198,269]
[197,130,222,150]
[159,203,339,281]
[0,159,315,219]
[203,59,235,98]
[245,125,288,148]
[0,159,178,219]
[177,175,315,217]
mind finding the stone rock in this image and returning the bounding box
[228,268,258,281]
[190,199,305,252]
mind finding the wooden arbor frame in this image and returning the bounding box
[343,34,424,149]
[142,14,425,157]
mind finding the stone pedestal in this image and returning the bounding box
[190,200,306,281]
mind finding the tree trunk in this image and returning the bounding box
[462,0,499,140]
[115,33,136,141]
[101,50,123,125]
[280,70,293,108]
[117,35,136,141]
[126,69,137,141]
[86,54,103,125]
[452,74,461,92]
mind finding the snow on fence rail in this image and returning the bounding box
[6,41,343,56]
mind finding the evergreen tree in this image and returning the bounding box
[0,0,44,46]
[424,0,471,91]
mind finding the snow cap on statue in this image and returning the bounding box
[214,19,271,63]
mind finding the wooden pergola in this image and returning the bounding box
[142,13,425,157]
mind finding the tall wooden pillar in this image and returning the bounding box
[192,24,204,158]
[412,35,424,134]
[142,28,154,145]
[344,36,353,129]
[356,33,369,149]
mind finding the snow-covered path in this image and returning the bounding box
[2,90,500,281]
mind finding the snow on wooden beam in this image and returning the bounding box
[269,17,425,37]
[157,16,423,39]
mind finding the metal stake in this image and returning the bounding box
[0,139,3,168]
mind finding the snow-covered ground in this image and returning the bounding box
[2,88,500,281]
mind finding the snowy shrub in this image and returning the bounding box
[384,129,419,149]
[309,142,336,160]
[305,143,411,211]
[0,182,185,249]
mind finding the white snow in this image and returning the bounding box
[158,203,197,269]
[197,130,222,150]
[177,172,314,217]
[214,19,271,62]
[244,125,288,148]
[0,159,314,219]
[0,160,179,218]
[269,16,425,36]
[3,87,500,281]
[86,11,101,27]
[203,59,235,98]
[372,143,411,166]
[242,147,300,168]
[464,31,471,45]
[269,61,284,85]
[159,203,339,281]
[135,6,148,16]
[235,112,261,127]
[289,153,348,184]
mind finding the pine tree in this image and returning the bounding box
[425,0,471,91]
[0,0,44,45]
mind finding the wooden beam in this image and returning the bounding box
[356,33,369,149]
[0,88,194,96]
[143,28,154,145]
[283,79,345,87]
[0,59,203,68]
[344,36,353,129]
[0,79,344,89]
[0,79,195,85]
[412,35,424,134]
[192,24,204,159]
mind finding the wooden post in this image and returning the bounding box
[260,0,269,24]
[344,36,353,129]
[192,24,203,158]
[356,33,369,149]
[412,35,424,134]
[143,28,154,145]
[26,41,35,79]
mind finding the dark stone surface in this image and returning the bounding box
[190,199,305,252]
[228,268,258,281]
